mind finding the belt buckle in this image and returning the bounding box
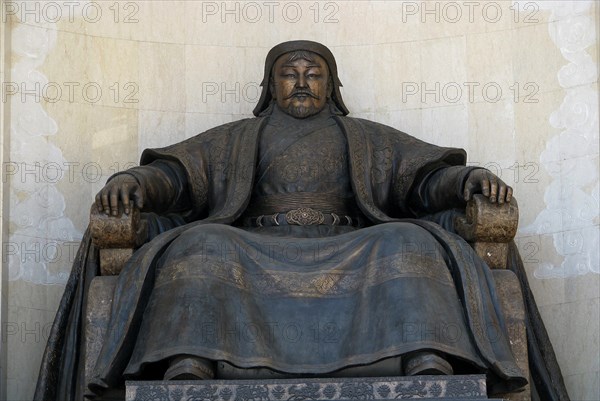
[285,207,325,226]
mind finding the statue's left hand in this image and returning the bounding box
[463,169,512,204]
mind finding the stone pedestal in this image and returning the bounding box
[126,375,505,400]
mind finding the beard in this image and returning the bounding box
[282,101,326,119]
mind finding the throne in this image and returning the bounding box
[83,195,530,400]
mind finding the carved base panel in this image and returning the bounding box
[126,375,504,401]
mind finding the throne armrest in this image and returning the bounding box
[454,194,519,269]
[89,204,148,275]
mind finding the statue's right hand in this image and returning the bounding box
[95,174,144,216]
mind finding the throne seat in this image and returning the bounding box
[83,195,530,401]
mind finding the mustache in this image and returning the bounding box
[286,90,319,99]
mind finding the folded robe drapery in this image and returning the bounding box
[34,112,569,401]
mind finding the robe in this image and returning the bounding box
[38,104,580,401]
[86,105,525,395]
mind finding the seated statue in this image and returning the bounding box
[36,40,536,400]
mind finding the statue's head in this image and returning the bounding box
[269,50,331,119]
[253,40,349,117]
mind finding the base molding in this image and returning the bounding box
[126,375,505,400]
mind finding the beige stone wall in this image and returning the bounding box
[1,1,598,400]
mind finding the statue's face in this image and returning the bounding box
[270,52,331,118]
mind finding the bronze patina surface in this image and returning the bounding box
[34,41,570,401]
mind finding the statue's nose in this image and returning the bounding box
[296,75,307,88]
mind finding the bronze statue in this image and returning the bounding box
[34,41,571,401]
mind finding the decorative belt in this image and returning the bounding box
[244,207,363,228]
